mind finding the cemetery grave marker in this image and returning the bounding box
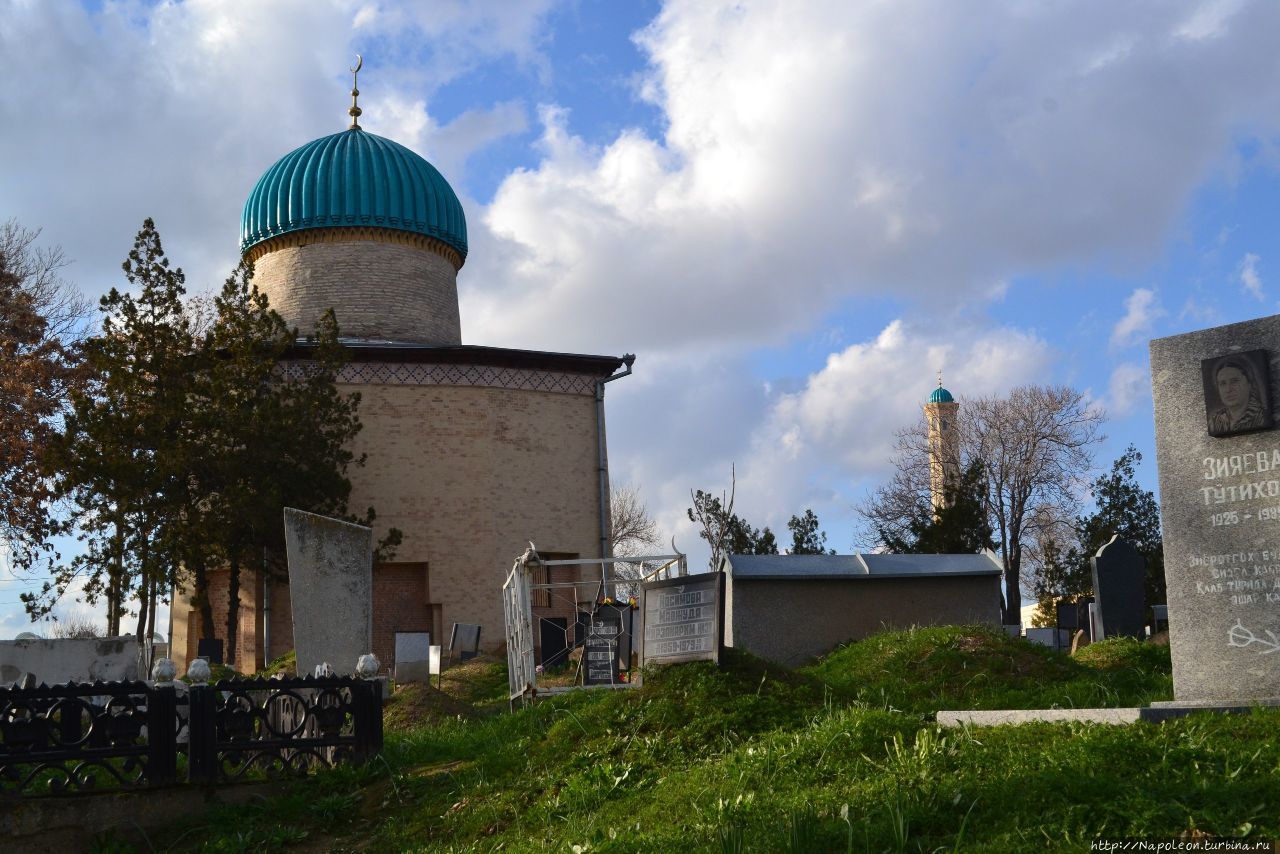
[1151,316,1280,702]
[284,508,373,678]
[1091,536,1147,640]
[583,606,625,685]
[394,631,431,683]
[449,623,482,661]
[641,573,724,667]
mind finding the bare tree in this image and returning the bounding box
[859,385,1104,624]
[48,615,104,639]
[609,483,661,558]
[0,221,91,342]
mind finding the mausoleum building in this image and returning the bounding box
[171,96,631,675]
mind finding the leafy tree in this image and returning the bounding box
[0,222,88,576]
[37,218,195,636]
[36,219,392,661]
[1030,445,1163,624]
[787,508,834,555]
[878,460,995,555]
[859,385,1104,624]
[688,473,777,571]
[198,262,369,665]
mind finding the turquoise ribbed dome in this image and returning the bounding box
[240,129,467,262]
[928,387,954,404]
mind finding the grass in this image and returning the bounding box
[133,626,1280,853]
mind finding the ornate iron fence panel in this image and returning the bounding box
[0,675,381,797]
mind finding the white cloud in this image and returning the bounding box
[1110,288,1162,349]
[459,0,1280,356]
[607,318,1053,568]
[1239,252,1264,300]
[1107,362,1150,417]
[0,1,560,303]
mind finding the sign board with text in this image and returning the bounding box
[641,573,724,667]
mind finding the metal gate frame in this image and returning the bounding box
[502,544,687,705]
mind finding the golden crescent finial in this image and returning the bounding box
[348,54,364,129]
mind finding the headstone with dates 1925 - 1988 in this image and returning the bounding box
[1151,316,1280,703]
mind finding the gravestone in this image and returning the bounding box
[1055,601,1079,630]
[283,507,373,678]
[449,623,482,660]
[583,606,624,685]
[641,573,724,666]
[1025,627,1069,651]
[196,638,224,664]
[538,617,569,668]
[1151,317,1280,702]
[1152,604,1170,633]
[394,631,431,683]
[1091,536,1147,640]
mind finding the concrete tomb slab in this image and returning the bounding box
[938,704,1273,727]
[283,507,373,678]
[1091,536,1147,640]
[1151,315,1280,702]
[0,636,141,685]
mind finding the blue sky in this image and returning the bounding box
[3,0,1280,637]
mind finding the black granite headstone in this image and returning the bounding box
[583,607,624,685]
[1055,601,1079,630]
[538,617,568,667]
[1091,536,1147,640]
[197,638,224,664]
[449,623,482,661]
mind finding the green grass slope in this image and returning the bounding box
[149,626,1280,853]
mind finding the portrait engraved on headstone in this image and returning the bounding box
[1202,349,1272,437]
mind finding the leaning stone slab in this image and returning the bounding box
[1151,317,1280,703]
[284,508,373,677]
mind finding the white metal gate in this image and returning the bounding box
[502,553,536,704]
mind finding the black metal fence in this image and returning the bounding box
[0,675,383,796]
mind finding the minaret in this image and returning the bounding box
[924,373,960,515]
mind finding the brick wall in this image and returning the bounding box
[172,567,260,674]
[253,239,461,344]
[353,383,604,650]
[371,563,432,673]
[171,376,609,672]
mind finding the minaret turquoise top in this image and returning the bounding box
[928,387,954,404]
[240,128,468,262]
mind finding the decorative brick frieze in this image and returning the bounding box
[280,360,599,396]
